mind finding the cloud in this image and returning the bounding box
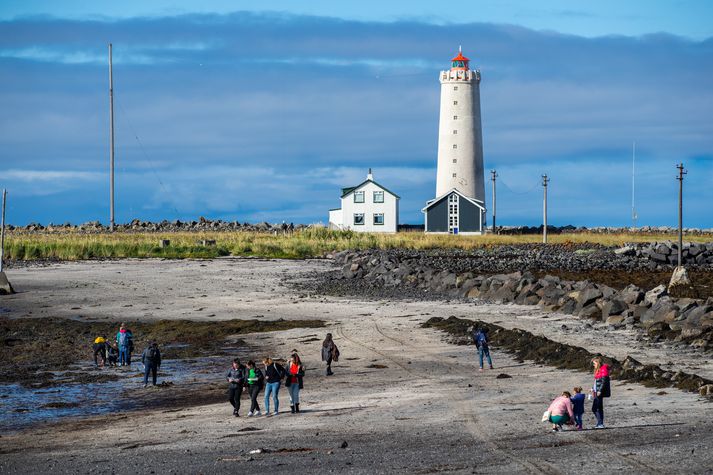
[0,12,711,226]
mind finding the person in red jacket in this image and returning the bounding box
[591,356,611,429]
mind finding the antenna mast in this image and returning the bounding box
[109,43,115,232]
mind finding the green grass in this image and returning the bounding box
[4,228,712,261]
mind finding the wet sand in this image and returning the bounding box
[1,258,712,474]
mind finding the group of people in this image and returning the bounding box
[226,354,305,417]
[92,323,135,368]
[225,333,340,417]
[92,323,163,388]
[545,356,611,431]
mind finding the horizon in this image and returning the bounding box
[1,3,712,228]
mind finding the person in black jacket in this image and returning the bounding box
[262,357,285,416]
[226,358,247,417]
[141,341,161,387]
[245,360,264,417]
[285,353,305,413]
[321,333,339,376]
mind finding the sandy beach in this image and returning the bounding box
[1,258,712,474]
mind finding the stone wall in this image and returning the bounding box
[331,249,713,352]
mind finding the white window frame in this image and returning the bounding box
[353,213,365,226]
[373,213,384,226]
[354,191,365,203]
[373,191,384,203]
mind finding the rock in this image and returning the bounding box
[495,373,512,379]
[668,266,691,290]
[614,246,635,256]
[466,287,481,299]
[601,299,628,319]
[575,286,602,313]
[605,315,625,326]
[645,285,668,306]
[579,303,602,320]
[699,384,713,397]
[640,298,678,327]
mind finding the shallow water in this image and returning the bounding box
[0,354,245,433]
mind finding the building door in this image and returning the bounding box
[448,193,459,234]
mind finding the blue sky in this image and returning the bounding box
[0,2,712,227]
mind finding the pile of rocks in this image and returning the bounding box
[8,218,302,234]
[498,225,713,235]
[616,241,713,266]
[331,249,713,351]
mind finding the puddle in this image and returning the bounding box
[0,353,248,433]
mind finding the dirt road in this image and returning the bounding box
[1,258,711,474]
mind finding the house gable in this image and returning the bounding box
[341,179,400,199]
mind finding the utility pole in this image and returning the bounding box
[490,170,497,234]
[676,163,687,266]
[0,189,6,273]
[109,43,115,232]
[542,174,549,244]
[632,142,638,229]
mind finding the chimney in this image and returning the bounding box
[367,168,373,181]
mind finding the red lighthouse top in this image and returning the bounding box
[450,47,469,70]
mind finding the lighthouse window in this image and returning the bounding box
[373,213,384,225]
[453,159,457,163]
[354,191,365,203]
[453,115,458,120]
[452,144,457,149]
[453,101,458,105]
[453,86,459,91]
[353,213,365,226]
[452,173,457,178]
[453,130,457,134]
[373,191,384,203]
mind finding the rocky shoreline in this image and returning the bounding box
[325,247,713,354]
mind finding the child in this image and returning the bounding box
[571,386,586,430]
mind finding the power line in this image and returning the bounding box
[114,95,182,220]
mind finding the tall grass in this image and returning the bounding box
[4,229,712,261]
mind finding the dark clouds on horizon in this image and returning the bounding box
[0,12,711,226]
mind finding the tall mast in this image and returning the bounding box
[109,43,115,232]
[632,141,637,229]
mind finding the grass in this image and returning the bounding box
[4,227,713,261]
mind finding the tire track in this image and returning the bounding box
[375,319,666,475]
[341,321,561,474]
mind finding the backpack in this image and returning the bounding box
[118,332,127,347]
[147,346,159,362]
[476,331,488,348]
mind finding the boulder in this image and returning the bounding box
[668,266,691,290]
[644,285,668,306]
[605,315,626,326]
[618,284,644,305]
[579,303,602,320]
[575,286,602,313]
[601,299,628,319]
[640,298,678,327]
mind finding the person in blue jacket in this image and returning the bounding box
[472,327,493,371]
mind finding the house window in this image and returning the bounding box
[373,213,384,225]
[453,130,457,134]
[453,100,458,105]
[354,213,365,225]
[373,191,384,203]
[453,86,459,91]
[452,144,457,149]
[354,191,365,203]
[453,115,458,120]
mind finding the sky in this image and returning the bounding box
[0,1,712,227]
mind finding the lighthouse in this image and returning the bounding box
[423,48,486,234]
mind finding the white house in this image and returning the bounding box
[329,169,399,233]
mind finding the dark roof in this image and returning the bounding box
[340,179,400,199]
[422,188,485,212]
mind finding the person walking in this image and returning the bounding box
[546,391,575,432]
[246,360,264,417]
[93,335,107,367]
[116,323,134,367]
[141,341,161,387]
[321,333,339,376]
[226,358,247,417]
[263,357,285,416]
[285,353,305,414]
[591,356,611,429]
[472,327,493,371]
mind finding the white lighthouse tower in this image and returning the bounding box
[423,48,486,234]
